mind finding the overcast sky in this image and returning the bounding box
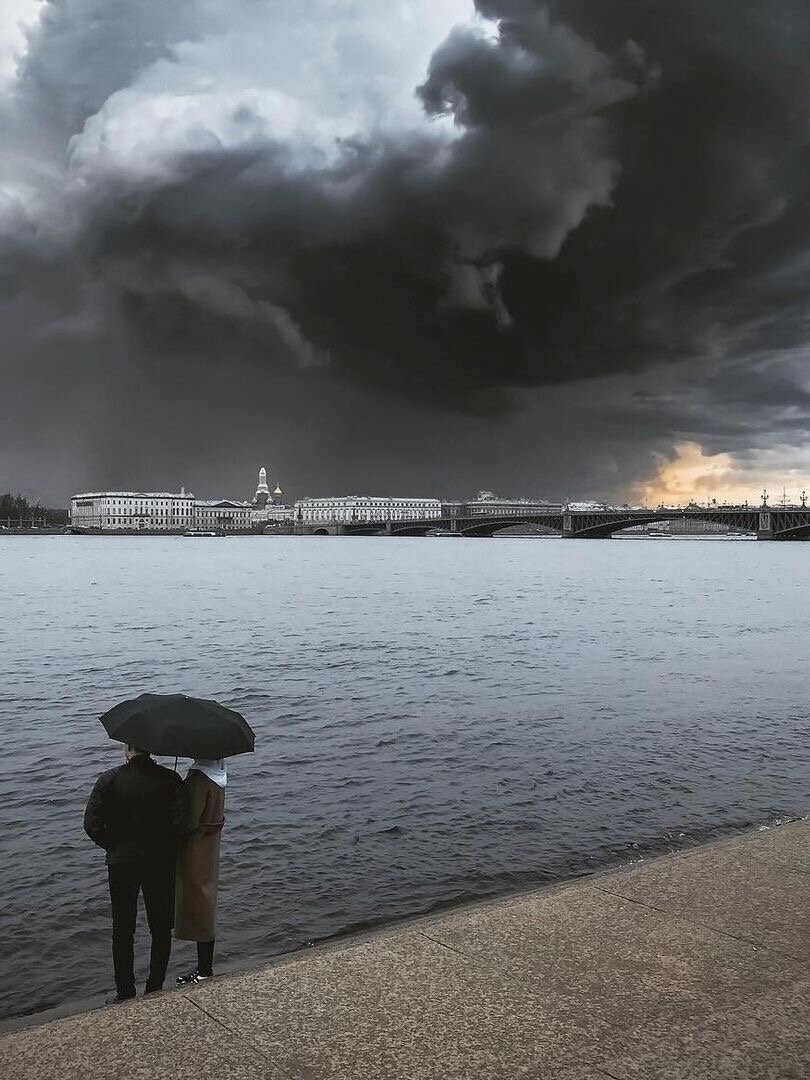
[2,0,810,506]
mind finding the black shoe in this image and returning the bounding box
[106,992,136,1005]
[176,969,213,986]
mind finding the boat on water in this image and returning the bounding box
[183,529,222,537]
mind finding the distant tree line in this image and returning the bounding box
[0,493,68,527]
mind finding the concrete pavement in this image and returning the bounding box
[4,821,810,1080]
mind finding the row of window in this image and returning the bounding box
[299,510,442,521]
[74,507,249,519]
[79,515,250,526]
[299,502,440,508]
[467,506,557,515]
[103,517,193,525]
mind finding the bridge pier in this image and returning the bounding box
[757,511,774,540]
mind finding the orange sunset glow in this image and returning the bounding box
[635,442,809,508]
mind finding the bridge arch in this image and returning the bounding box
[771,523,810,540]
[458,519,562,538]
[567,511,758,539]
[569,515,671,539]
[389,524,436,536]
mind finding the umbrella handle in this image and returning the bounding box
[174,756,178,772]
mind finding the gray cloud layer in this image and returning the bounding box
[2,0,810,502]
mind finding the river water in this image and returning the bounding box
[1,535,808,1021]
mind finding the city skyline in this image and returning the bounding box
[2,2,810,506]
[10,458,810,513]
[63,464,810,513]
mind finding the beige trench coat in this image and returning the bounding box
[175,771,225,941]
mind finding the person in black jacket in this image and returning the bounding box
[84,745,190,1001]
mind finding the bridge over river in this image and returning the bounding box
[297,506,810,540]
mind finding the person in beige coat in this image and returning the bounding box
[175,758,226,984]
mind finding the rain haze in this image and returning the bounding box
[2,0,810,505]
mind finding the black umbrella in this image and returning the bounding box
[100,693,255,759]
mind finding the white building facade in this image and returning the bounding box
[70,491,252,532]
[192,500,253,531]
[258,506,296,525]
[460,491,562,516]
[70,492,196,531]
[439,492,561,517]
[295,496,442,524]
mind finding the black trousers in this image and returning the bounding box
[197,939,215,976]
[107,861,175,997]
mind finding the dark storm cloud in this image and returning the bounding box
[2,0,810,502]
[64,3,652,408]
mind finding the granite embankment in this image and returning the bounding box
[3,821,809,1079]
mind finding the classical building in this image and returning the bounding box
[192,500,253,531]
[295,496,442,524]
[441,492,562,517]
[70,491,196,531]
[261,505,296,524]
[70,490,252,532]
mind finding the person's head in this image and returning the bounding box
[190,758,228,787]
[125,744,149,761]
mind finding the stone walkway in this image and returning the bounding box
[4,821,810,1079]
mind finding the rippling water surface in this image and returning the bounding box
[1,535,809,1020]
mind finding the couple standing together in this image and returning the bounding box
[84,746,227,1000]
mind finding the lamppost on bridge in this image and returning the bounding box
[761,489,769,507]
[802,490,807,509]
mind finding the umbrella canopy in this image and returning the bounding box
[100,693,255,759]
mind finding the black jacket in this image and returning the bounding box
[84,755,190,866]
